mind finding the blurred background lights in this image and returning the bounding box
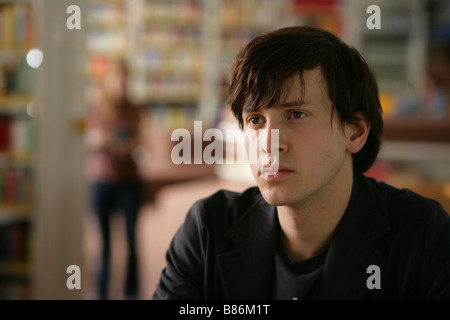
[26,101,35,118]
[26,48,44,69]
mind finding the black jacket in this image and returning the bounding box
[152,174,450,299]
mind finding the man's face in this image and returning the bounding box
[242,67,354,209]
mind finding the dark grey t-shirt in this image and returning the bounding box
[271,240,328,300]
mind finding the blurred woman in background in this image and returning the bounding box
[85,59,144,300]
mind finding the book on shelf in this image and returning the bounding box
[0,60,36,99]
[0,115,37,159]
[0,2,35,50]
[0,221,29,263]
[0,166,33,207]
[0,115,9,152]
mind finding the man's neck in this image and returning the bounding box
[277,166,354,261]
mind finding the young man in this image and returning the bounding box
[152,26,450,299]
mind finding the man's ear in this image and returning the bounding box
[346,112,370,154]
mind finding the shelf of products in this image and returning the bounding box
[214,0,285,105]
[343,0,449,146]
[343,0,427,95]
[0,0,37,300]
[126,0,205,131]
[85,0,346,128]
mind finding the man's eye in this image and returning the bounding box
[248,116,263,125]
[290,111,306,119]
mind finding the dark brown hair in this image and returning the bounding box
[227,26,383,174]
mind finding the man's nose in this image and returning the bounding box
[260,121,286,155]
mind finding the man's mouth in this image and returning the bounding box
[260,165,293,181]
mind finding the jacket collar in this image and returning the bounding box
[317,174,391,299]
[217,174,391,299]
[216,192,279,299]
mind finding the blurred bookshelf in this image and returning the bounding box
[85,0,296,130]
[0,0,37,300]
[127,0,205,131]
[343,0,449,121]
[343,0,428,114]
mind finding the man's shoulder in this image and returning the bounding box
[182,186,264,220]
[178,185,268,240]
[367,175,441,205]
[363,175,448,222]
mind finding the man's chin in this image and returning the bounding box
[258,186,292,207]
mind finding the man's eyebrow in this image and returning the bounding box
[279,100,308,108]
[242,100,308,114]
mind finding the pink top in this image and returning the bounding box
[85,101,142,183]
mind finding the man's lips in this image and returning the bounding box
[259,165,294,181]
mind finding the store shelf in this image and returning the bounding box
[0,0,36,300]
[0,1,35,51]
[343,0,427,95]
[0,261,30,280]
[0,259,31,300]
[0,96,34,114]
[383,119,450,143]
[0,204,31,222]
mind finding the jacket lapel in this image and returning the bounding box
[317,174,391,299]
[217,193,278,299]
